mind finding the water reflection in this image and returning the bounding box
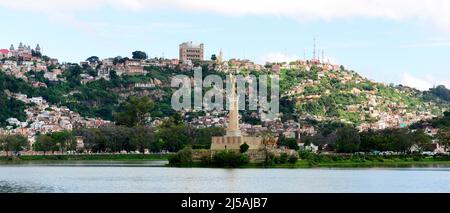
[0,163,449,193]
[0,180,59,193]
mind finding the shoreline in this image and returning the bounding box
[1,154,450,169]
[0,154,172,162]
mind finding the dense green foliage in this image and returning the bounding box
[335,126,361,153]
[278,135,300,150]
[212,150,249,168]
[295,151,450,168]
[240,143,249,153]
[168,147,193,166]
[423,85,450,102]
[0,71,30,126]
[34,130,76,154]
[0,135,28,156]
[114,96,154,127]
[132,51,148,60]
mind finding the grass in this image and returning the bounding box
[270,155,450,168]
[0,154,172,162]
[2,153,449,169]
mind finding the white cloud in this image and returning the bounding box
[261,53,300,63]
[2,0,450,32]
[400,72,450,91]
[400,41,450,48]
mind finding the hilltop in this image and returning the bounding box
[277,62,449,131]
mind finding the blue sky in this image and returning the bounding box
[0,0,449,90]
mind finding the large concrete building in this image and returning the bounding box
[179,41,204,63]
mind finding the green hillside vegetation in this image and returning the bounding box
[1,62,449,128]
[279,67,449,125]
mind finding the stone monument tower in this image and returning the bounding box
[226,74,241,137]
[210,73,263,151]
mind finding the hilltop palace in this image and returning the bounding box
[211,74,263,151]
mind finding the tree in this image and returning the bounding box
[335,126,360,153]
[132,51,148,60]
[193,127,225,149]
[115,96,155,127]
[411,129,432,152]
[42,55,50,62]
[278,135,300,150]
[0,135,29,156]
[240,143,249,153]
[157,120,191,152]
[75,128,106,153]
[211,54,217,61]
[50,130,77,153]
[113,56,124,65]
[86,56,100,63]
[130,126,155,153]
[257,130,277,165]
[34,135,57,155]
[437,127,450,150]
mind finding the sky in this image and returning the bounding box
[0,0,449,90]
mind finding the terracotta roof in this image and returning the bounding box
[0,49,9,54]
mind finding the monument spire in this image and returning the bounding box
[226,73,241,136]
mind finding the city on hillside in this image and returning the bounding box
[0,41,449,156]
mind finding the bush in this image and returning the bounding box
[288,155,298,164]
[200,154,212,166]
[264,153,276,166]
[212,150,249,168]
[298,150,313,160]
[240,143,250,153]
[278,153,289,164]
[168,147,193,166]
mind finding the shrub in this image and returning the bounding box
[213,150,249,168]
[168,147,193,166]
[264,153,276,166]
[240,143,250,153]
[288,155,298,164]
[200,154,212,166]
[298,150,313,160]
[278,153,289,164]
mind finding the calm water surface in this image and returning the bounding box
[0,161,449,193]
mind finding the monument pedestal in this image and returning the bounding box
[211,136,263,151]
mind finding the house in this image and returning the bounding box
[125,59,144,74]
[271,64,281,74]
[0,49,10,58]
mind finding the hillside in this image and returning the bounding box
[279,64,449,130]
[0,61,448,131]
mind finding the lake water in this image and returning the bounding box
[0,161,449,193]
